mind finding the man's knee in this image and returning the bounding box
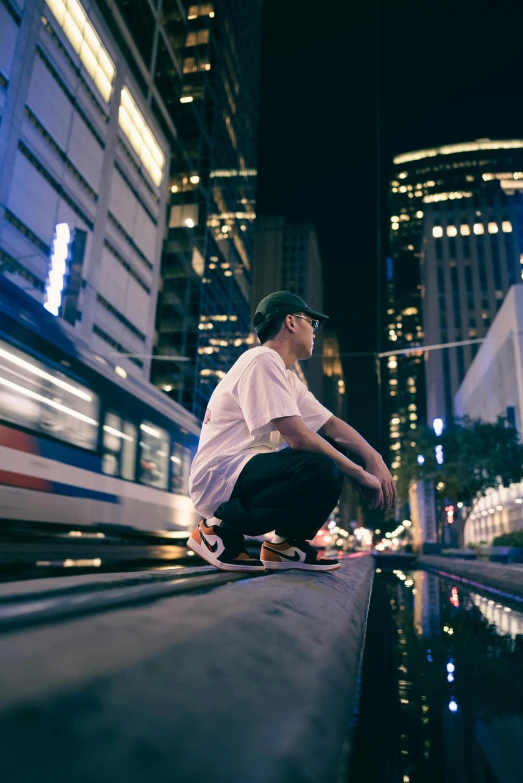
[305,453,340,485]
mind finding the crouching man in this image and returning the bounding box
[188,291,395,572]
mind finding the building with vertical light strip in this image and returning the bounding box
[0,0,171,381]
[0,0,263,424]
[386,139,523,480]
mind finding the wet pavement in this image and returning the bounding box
[349,567,523,783]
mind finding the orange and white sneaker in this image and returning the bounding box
[260,538,340,571]
[188,520,265,572]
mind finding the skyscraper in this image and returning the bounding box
[387,139,523,478]
[152,0,263,420]
[423,193,522,426]
[253,215,325,398]
[0,0,172,380]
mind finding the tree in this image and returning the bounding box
[396,418,523,507]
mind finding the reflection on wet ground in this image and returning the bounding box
[349,568,523,783]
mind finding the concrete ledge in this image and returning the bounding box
[0,556,374,783]
[419,555,523,602]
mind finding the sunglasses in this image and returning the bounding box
[292,314,320,332]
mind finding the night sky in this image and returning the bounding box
[257,0,523,454]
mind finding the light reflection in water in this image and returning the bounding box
[350,568,523,783]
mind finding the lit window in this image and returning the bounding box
[45,0,115,102]
[186,29,210,47]
[118,87,165,187]
[139,422,169,490]
[169,203,199,228]
[399,186,407,193]
[399,172,408,179]
[447,226,457,237]
[460,224,470,236]
[488,222,499,234]
[473,223,484,235]
[103,412,136,480]
[0,337,99,450]
[416,211,424,218]
[171,442,192,493]
[502,221,513,232]
[392,223,399,231]
[187,3,214,19]
[432,226,443,238]
[183,56,211,73]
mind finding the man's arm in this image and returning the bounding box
[320,415,396,510]
[272,415,384,510]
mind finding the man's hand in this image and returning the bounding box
[356,470,383,510]
[365,454,396,511]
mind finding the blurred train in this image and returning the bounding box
[0,277,201,538]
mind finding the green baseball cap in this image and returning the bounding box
[253,290,328,335]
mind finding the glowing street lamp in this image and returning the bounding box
[433,417,444,437]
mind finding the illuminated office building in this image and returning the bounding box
[0,0,172,381]
[0,1,262,420]
[456,285,523,544]
[322,331,346,419]
[152,0,262,420]
[253,215,326,398]
[423,194,523,427]
[387,139,523,478]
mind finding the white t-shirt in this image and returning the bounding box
[189,346,333,519]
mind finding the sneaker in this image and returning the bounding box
[260,538,340,571]
[188,520,265,572]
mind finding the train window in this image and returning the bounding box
[171,441,191,493]
[0,337,99,450]
[139,421,169,489]
[102,412,137,480]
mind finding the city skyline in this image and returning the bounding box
[258,0,523,451]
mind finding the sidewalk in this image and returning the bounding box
[0,556,373,783]
[419,555,523,602]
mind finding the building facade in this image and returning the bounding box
[455,285,523,544]
[253,215,325,398]
[423,192,523,426]
[152,0,262,421]
[387,139,523,480]
[0,0,173,380]
[321,331,346,420]
[0,0,262,422]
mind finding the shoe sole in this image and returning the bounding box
[261,559,340,571]
[187,537,266,572]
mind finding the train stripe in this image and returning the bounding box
[51,480,119,504]
[0,469,119,503]
[0,423,101,471]
[0,469,51,492]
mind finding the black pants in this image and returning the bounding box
[214,449,344,540]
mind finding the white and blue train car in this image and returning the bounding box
[0,278,201,537]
